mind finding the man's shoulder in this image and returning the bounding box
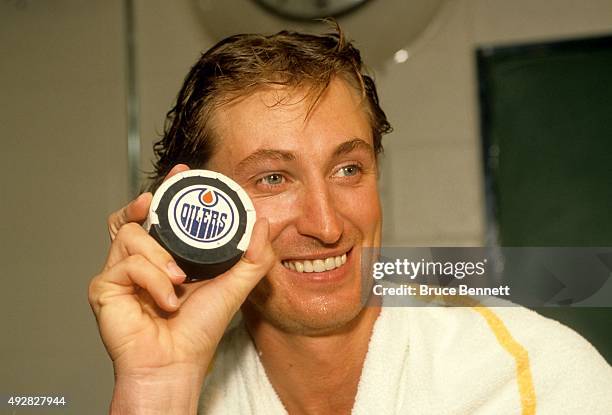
[454,304,609,369]
[488,306,612,413]
[380,304,612,413]
[389,298,599,349]
[391,302,610,369]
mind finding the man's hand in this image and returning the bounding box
[89,165,275,414]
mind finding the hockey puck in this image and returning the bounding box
[146,169,256,281]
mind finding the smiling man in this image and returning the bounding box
[90,26,611,415]
[91,27,389,414]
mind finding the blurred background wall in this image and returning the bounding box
[1,0,611,412]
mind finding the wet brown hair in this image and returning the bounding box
[147,23,392,191]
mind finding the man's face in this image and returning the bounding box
[207,78,381,334]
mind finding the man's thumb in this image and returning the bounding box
[214,218,276,304]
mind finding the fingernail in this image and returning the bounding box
[167,261,186,278]
[168,293,178,308]
[134,193,147,203]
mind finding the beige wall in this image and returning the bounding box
[2,0,611,412]
[135,0,213,179]
[0,0,126,412]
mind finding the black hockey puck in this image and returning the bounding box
[146,170,256,281]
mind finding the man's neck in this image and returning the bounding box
[243,306,381,415]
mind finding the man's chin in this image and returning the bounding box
[243,293,367,336]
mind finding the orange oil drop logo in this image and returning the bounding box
[200,190,214,205]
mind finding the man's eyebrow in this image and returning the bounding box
[234,139,374,176]
[234,149,296,175]
[333,138,375,159]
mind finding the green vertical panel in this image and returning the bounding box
[478,35,612,363]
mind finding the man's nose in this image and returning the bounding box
[295,183,343,244]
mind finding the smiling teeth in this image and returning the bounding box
[282,254,347,273]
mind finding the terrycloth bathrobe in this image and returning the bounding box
[198,303,612,414]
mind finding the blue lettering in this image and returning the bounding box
[218,213,227,233]
[189,206,201,236]
[180,203,191,227]
[206,210,219,239]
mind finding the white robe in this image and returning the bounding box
[198,303,612,414]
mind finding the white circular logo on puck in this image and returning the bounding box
[168,185,239,249]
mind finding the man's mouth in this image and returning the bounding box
[281,253,348,273]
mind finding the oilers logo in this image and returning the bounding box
[171,186,236,244]
[148,169,255,279]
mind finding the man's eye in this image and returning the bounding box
[336,165,361,177]
[259,173,284,186]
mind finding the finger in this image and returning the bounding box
[106,222,187,285]
[164,163,190,181]
[90,254,179,313]
[243,218,273,265]
[212,218,276,308]
[107,192,152,241]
